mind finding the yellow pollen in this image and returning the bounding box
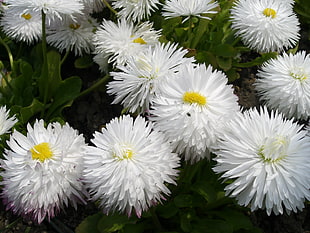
[132,37,147,44]
[123,149,133,159]
[263,8,277,18]
[30,142,53,162]
[21,13,32,20]
[183,91,207,106]
[69,23,81,30]
[258,136,288,163]
[290,72,307,81]
[112,145,134,161]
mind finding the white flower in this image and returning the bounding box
[230,0,300,53]
[0,106,17,135]
[150,63,239,163]
[0,120,87,224]
[93,19,161,67]
[162,0,219,23]
[107,42,194,113]
[213,106,310,215]
[255,51,310,120]
[81,0,106,13]
[84,115,180,217]
[4,0,84,21]
[112,0,160,22]
[0,7,42,44]
[47,14,99,56]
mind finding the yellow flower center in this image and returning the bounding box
[263,8,277,18]
[112,145,134,160]
[69,23,81,30]
[30,142,53,162]
[182,91,207,106]
[258,136,288,163]
[132,37,147,44]
[290,71,307,81]
[21,13,32,20]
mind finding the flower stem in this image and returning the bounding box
[101,0,118,15]
[40,10,49,118]
[0,71,14,91]
[0,37,15,74]
[77,74,111,99]
[60,50,70,65]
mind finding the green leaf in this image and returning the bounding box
[216,56,232,71]
[234,52,278,68]
[45,76,82,119]
[192,219,233,233]
[213,44,237,58]
[191,18,210,48]
[47,50,62,97]
[174,194,194,208]
[156,202,179,219]
[122,222,145,233]
[174,194,204,208]
[20,98,44,123]
[191,181,217,204]
[195,51,218,68]
[180,210,195,232]
[75,212,104,233]
[97,213,133,233]
[74,55,94,69]
[213,209,253,231]
[226,68,240,83]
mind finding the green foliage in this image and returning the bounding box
[0,45,82,124]
[76,160,262,233]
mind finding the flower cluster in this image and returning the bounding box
[0,0,309,228]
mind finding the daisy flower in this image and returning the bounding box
[0,7,42,44]
[255,51,310,120]
[162,0,219,23]
[0,120,87,224]
[93,19,161,67]
[47,14,99,56]
[4,0,84,21]
[150,63,239,163]
[112,0,160,22]
[0,106,17,136]
[230,0,300,53]
[213,106,310,215]
[84,115,180,217]
[107,42,194,114]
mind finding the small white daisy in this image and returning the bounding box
[255,51,310,120]
[93,19,161,67]
[4,0,84,21]
[0,120,87,224]
[150,63,240,163]
[84,115,180,217]
[47,14,99,56]
[213,106,310,215]
[112,0,160,22]
[107,42,194,113]
[0,7,42,44]
[230,0,300,53]
[162,0,219,23]
[0,106,17,136]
